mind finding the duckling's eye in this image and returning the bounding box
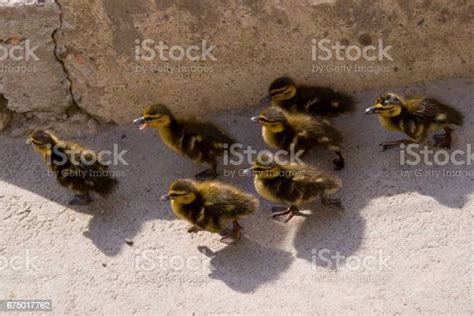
[381,98,393,106]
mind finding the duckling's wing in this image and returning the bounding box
[181,121,236,155]
[287,164,321,182]
[291,115,343,146]
[289,163,339,184]
[199,182,256,218]
[407,98,464,126]
[65,144,118,195]
[298,85,355,115]
[291,166,342,197]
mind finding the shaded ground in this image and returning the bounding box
[0,78,472,314]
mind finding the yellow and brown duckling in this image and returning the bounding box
[161,179,258,244]
[251,106,345,170]
[133,104,236,179]
[261,76,354,118]
[365,93,464,150]
[244,155,342,223]
[27,129,118,205]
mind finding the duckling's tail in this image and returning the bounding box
[430,100,464,126]
[231,192,259,218]
[447,106,464,126]
[333,92,355,115]
[319,174,342,195]
[91,173,119,197]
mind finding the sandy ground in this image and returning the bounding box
[0,78,472,315]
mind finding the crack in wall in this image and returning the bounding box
[51,0,85,118]
[50,0,116,126]
[0,93,12,131]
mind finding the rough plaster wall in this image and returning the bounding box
[0,0,473,128]
[0,0,71,122]
[54,0,474,124]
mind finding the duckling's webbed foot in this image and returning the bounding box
[433,127,453,149]
[194,163,218,180]
[272,205,302,223]
[380,139,416,152]
[69,194,92,205]
[333,150,345,170]
[321,198,344,210]
[220,220,242,245]
[187,225,200,233]
[321,194,344,210]
[194,168,216,180]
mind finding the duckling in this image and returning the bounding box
[133,104,236,179]
[160,179,258,244]
[261,76,354,118]
[27,129,118,205]
[365,93,464,150]
[244,154,342,223]
[251,106,345,170]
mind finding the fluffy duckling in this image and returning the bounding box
[133,104,235,179]
[161,179,258,244]
[261,76,354,117]
[27,129,118,205]
[365,93,464,150]
[251,106,345,170]
[244,155,342,223]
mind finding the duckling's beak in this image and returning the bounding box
[365,106,377,115]
[260,95,271,105]
[250,116,261,123]
[26,137,32,145]
[242,167,253,176]
[133,117,149,130]
[160,193,171,201]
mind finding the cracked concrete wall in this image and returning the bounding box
[0,0,473,128]
[0,0,71,126]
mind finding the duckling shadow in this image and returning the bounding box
[204,237,293,293]
[294,79,474,266]
[80,195,174,256]
[293,206,365,269]
[0,128,182,257]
